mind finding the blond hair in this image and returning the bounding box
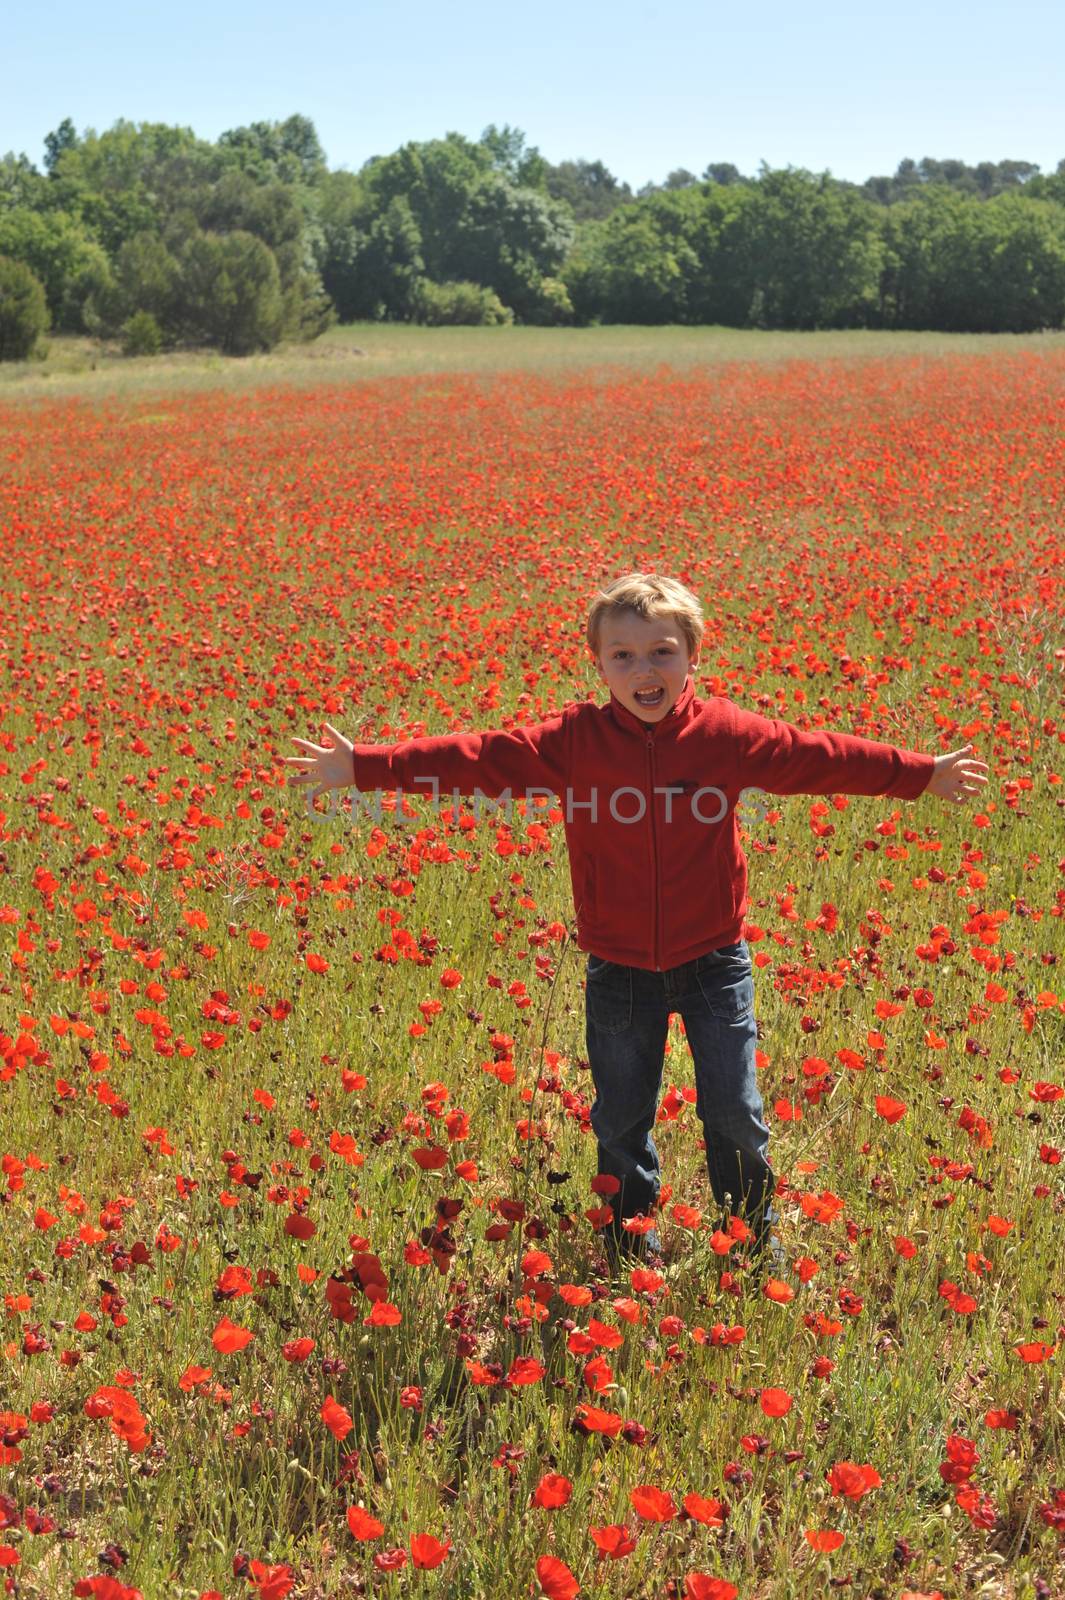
[586,573,704,659]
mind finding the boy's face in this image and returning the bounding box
[594,610,699,724]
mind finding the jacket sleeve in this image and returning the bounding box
[350,711,570,801]
[727,701,935,800]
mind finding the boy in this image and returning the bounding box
[285,573,989,1274]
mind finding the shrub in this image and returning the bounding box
[411,278,512,326]
[522,275,574,325]
[0,256,49,360]
[122,309,163,356]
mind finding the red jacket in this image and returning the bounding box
[350,676,935,971]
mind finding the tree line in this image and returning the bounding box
[1,115,1064,359]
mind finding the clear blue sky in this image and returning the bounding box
[8,0,1064,187]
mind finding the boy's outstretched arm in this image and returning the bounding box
[728,701,989,805]
[283,715,570,808]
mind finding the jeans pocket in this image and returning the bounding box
[696,955,755,1022]
[586,959,633,1035]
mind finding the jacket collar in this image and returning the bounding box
[607,674,697,738]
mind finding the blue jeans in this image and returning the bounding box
[585,941,777,1252]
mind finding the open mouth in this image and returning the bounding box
[634,687,665,708]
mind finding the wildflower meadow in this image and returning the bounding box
[1,342,1063,1600]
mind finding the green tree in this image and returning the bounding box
[189,170,331,339]
[0,256,49,359]
[43,118,78,174]
[176,230,284,353]
[358,197,426,319]
[0,207,109,327]
[663,168,698,190]
[195,171,303,250]
[363,135,492,283]
[1028,159,1065,207]
[544,159,632,222]
[456,174,573,319]
[881,188,1065,331]
[563,207,694,323]
[0,152,47,210]
[84,230,181,336]
[45,120,208,252]
[316,170,375,321]
[358,133,571,320]
[479,124,547,190]
[703,163,746,187]
[218,115,327,185]
[742,168,882,327]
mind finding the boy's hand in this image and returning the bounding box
[925,743,990,805]
[283,723,353,804]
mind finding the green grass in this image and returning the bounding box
[4,321,1065,401]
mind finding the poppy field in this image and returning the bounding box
[1,345,1064,1600]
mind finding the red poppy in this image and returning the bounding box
[505,1356,546,1385]
[588,1317,624,1350]
[827,1461,882,1499]
[410,1532,450,1568]
[588,1523,637,1558]
[629,1484,677,1521]
[347,1504,385,1539]
[281,1337,315,1362]
[372,1548,407,1572]
[590,1174,621,1196]
[1015,1342,1055,1362]
[763,1278,795,1303]
[532,1472,573,1508]
[683,1493,728,1526]
[320,1396,353,1440]
[760,1387,792,1417]
[73,1580,144,1600]
[284,1212,316,1239]
[536,1555,579,1598]
[574,1404,624,1436]
[178,1364,212,1392]
[247,1562,294,1600]
[363,1301,402,1327]
[412,1146,449,1170]
[211,1315,254,1353]
[805,1529,845,1551]
[684,1576,738,1600]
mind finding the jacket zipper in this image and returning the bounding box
[646,733,662,970]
